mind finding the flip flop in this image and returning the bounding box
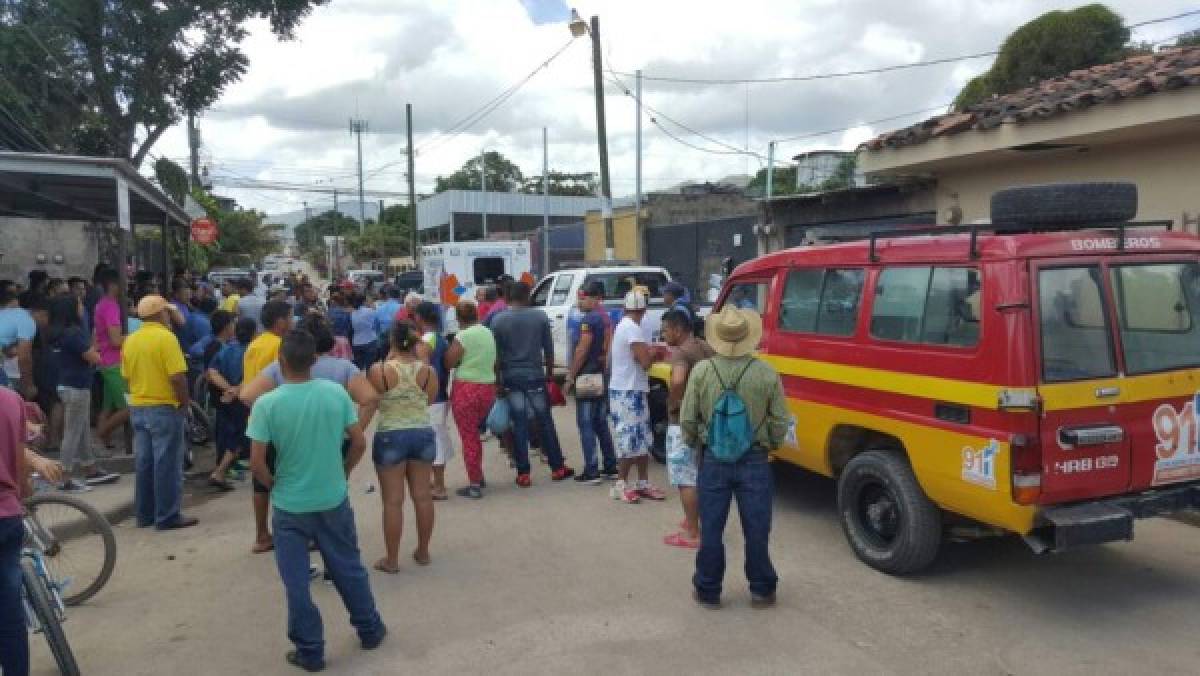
[208,477,234,492]
[252,540,274,554]
[431,491,449,501]
[412,550,431,566]
[663,532,700,549]
[374,559,400,574]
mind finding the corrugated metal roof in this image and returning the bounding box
[416,189,603,231]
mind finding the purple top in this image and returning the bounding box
[0,387,27,518]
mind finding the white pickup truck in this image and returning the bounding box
[531,265,701,373]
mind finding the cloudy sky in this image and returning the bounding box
[149,0,1199,218]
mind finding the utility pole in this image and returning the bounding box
[187,111,200,188]
[303,200,312,253]
[766,141,776,202]
[588,15,615,260]
[542,127,549,276]
[635,69,643,262]
[333,189,339,214]
[349,118,368,233]
[406,103,417,262]
[480,148,488,239]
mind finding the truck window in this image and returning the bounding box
[583,272,669,302]
[531,276,554,307]
[870,267,980,347]
[1110,262,1200,375]
[723,281,770,314]
[780,268,864,336]
[550,273,575,305]
[1038,266,1117,382]
[473,257,505,284]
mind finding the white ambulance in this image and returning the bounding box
[421,241,533,334]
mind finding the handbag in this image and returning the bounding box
[573,373,605,399]
[485,398,511,436]
[546,379,567,407]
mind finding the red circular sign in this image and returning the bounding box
[191,217,218,245]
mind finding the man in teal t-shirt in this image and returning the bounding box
[247,329,385,671]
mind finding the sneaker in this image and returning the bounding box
[610,480,639,503]
[515,474,532,488]
[574,470,602,485]
[551,466,575,481]
[361,624,387,650]
[751,593,777,609]
[455,485,483,499]
[58,479,92,493]
[636,481,666,501]
[286,650,325,672]
[83,469,120,486]
[693,590,721,610]
[601,467,619,480]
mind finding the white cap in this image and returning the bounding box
[623,290,647,311]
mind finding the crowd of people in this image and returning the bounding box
[0,260,793,673]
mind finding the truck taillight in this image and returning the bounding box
[1010,433,1042,505]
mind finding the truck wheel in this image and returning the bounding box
[990,182,1137,227]
[837,450,941,575]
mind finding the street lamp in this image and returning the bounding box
[569,8,615,260]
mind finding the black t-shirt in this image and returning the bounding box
[52,326,93,389]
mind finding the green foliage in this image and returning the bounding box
[154,158,190,205]
[954,4,1129,109]
[435,151,524,193]
[0,0,327,165]
[746,166,798,197]
[1174,30,1200,48]
[209,208,280,267]
[819,155,858,191]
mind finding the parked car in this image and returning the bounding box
[716,182,1200,574]
[346,269,386,291]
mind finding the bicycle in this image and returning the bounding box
[22,514,82,676]
[24,488,117,606]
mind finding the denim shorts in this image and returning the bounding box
[373,427,436,466]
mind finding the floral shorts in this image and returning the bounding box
[666,425,697,487]
[608,389,650,459]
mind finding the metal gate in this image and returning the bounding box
[645,216,755,301]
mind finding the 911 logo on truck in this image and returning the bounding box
[1150,395,1200,485]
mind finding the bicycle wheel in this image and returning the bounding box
[25,493,117,606]
[21,558,81,676]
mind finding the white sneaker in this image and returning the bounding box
[610,479,625,501]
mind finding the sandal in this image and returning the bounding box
[412,550,431,566]
[252,539,274,554]
[374,558,400,574]
[208,476,234,492]
[663,532,700,549]
[431,490,449,501]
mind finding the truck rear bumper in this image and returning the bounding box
[1033,482,1200,552]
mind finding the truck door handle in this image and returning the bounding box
[1094,387,1120,399]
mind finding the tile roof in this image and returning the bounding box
[863,46,1200,152]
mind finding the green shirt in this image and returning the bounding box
[246,378,357,513]
[680,356,790,452]
[453,323,496,384]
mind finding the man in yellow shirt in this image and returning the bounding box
[122,295,198,530]
[219,279,241,313]
[243,299,293,552]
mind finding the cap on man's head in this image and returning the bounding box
[136,294,170,319]
[623,290,647,311]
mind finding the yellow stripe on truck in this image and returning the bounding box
[1039,369,1200,411]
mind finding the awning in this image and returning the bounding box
[0,151,189,227]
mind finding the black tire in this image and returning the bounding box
[25,493,117,606]
[990,182,1137,227]
[837,450,942,575]
[21,558,81,676]
[188,402,211,446]
[647,381,668,464]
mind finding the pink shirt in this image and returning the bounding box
[94,295,122,367]
[0,387,26,518]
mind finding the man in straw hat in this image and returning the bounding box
[122,294,198,530]
[680,305,789,608]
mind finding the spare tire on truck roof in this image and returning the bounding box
[990,182,1137,227]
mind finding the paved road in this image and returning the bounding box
[31,406,1200,675]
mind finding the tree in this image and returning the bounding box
[154,157,189,206]
[746,166,798,197]
[819,155,858,192]
[520,171,598,196]
[0,0,328,166]
[293,210,360,266]
[208,209,280,267]
[435,151,524,193]
[955,4,1129,109]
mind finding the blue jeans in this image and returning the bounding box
[575,396,616,474]
[131,406,186,529]
[503,376,565,475]
[693,450,778,602]
[0,516,27,676]
[352,342,377,371]
[272,499,384,662]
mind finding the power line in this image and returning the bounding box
[774,103,952,144]
[610,9,1200,85]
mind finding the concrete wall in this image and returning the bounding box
[0,217,103,282]
[583,192,759,263]
[931,134,1200,230]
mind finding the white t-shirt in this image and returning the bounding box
[609,316,648,392]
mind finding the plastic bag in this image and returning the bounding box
[486,397,512,436]
[546,380,567,407]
